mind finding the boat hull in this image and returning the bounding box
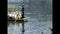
[8,17,28,22]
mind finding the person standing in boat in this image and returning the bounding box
[21,5,25,19]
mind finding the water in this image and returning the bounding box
[8,0,52,34]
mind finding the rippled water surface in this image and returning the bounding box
[8,0,52,34]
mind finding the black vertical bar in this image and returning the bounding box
[21,20,25,34]
[21,5,25,34]
[21,5,24,19]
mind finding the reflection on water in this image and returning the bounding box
[8,14,52,34]
[8,0,52,34]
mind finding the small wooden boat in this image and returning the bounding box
[8,4,28,23]
[8,11,28,22]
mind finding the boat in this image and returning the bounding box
[8,11,28,22]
